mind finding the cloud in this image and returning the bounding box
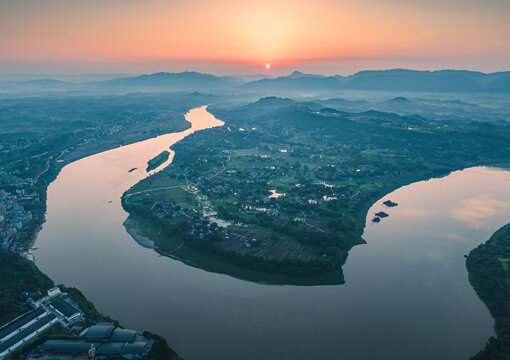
[450,196,509,229]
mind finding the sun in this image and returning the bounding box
[265,63,271,70]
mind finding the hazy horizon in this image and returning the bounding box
[1,65,509,80]
[2,0,510,75]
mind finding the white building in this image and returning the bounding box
[47,286,61,298]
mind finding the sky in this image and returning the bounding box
[1,0,509,75]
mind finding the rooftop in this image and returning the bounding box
[110,328,136,342]
[50,297,81,319]
[84,324,115,341]
[39,324,151,358]
[0,308,46,341]
[41,339,98,354]
[123,342,148,355]
[0,314,56,354]
[96,341,125,355]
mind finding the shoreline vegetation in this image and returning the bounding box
[0,94,217,359]
[123,217,155,249]
[123,213,344,285]
[122,97,510,285]
[147,151,170,172]
[467,223,510,360]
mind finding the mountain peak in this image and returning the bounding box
[289,71,306,78]
[390,96,411,102]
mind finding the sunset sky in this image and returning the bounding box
[1,0,509,75]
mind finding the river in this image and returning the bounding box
[34,106,510,360]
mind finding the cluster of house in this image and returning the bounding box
[245,167,286,180]
[193,175,236,196]
[0,188,36,250]
[188,215,226,239]
[340,189,362,200]
[151,201,186,219]
[0,287,153,360]
[0,140,37,156]
[76,124,125,147]
[207,183,232,195]
[238,204,279,217]
[0,172,35,189]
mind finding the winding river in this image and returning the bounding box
[34,106,510,360]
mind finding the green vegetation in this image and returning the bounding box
[467,223,510,360]
[147,151,170,172]
[125,214,343,285]
[0,251,52,324]
[144,331,182,360]
[0,251,112,328]
[123,97,510,284]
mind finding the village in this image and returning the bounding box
[121,122,381,281]
[0,174,40,256]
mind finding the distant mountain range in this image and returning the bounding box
[238,71,345,91]
[98,71,242,90]
[240,69,510,93]
[2,69,510,93]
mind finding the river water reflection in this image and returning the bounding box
[35,107,510,360]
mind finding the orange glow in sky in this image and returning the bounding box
[0,0,509,74]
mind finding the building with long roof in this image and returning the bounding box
[33,323,153,359]
[0,311,58,359]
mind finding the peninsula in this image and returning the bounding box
[122,97,510,285]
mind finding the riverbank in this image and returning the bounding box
[467,223,510,359]
[123,213,343,285]
[124,217,155,248]
[0,98,216,359]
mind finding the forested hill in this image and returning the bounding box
[0,251,53,324]
[467,223,510,359]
